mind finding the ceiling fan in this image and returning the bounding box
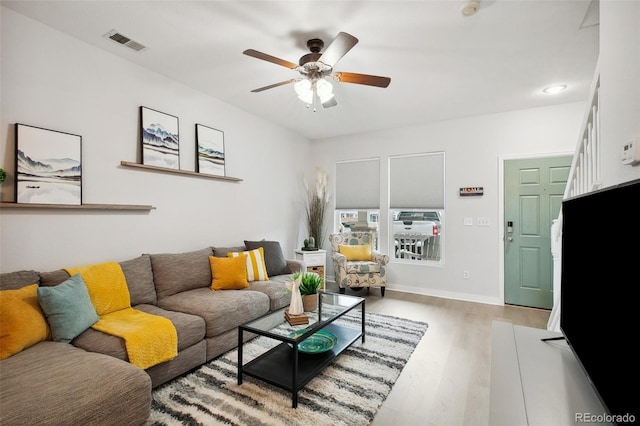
[243,32,391,110]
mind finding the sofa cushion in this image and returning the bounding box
[37,274,99,343]
[0,341,151,426]
[38,269,72,287]
[0,284,50,360]
[40,256,157,305]
[120,254,157,305]
[209,255,249,290]
[73,304,205,360]
[228,247,269,282]
[157,288,269,337]
[212,245,246,257]
[0,270,40,290]
[345,261,381,274]
[249,274,291,311]
[244,240,291,276]
[150,247,214,299]
[135,304,205,351]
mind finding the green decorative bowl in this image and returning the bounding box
[288,329,337,354]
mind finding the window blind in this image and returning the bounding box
[390,153,444,209]
[335,158,380,209]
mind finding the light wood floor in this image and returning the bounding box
[332,286,550,426]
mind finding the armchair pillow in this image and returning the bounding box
[209,255,249,290]
[338,244,372,261]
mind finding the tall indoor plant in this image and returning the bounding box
[304,167,331,249]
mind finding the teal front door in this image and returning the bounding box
[504,156,572,309]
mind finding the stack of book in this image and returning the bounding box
[284,309,309,325]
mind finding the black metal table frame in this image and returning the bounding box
[237,292,365,408]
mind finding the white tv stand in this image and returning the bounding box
[489,321,612,425]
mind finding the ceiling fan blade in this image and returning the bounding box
[250,79,296,93]
[334,72,391,88]
[243,49,298,69]
[318,32,359,67]
[322,97,338,108]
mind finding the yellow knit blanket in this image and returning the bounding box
[65,262,177,369]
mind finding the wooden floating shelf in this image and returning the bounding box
[120,161,242,182]
[0,202,155,211]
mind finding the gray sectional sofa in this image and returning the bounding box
[0,243,301,425]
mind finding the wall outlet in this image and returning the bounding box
[463,270,470,279]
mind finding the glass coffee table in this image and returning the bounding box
[237,291,365,408]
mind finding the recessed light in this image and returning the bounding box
[461,1,480,16]
[542,85,567,94]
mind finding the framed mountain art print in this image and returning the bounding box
[196,124,225,176]
[140,106,180,170]
[15,123,82,205]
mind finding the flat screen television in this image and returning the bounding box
[560,177,639,424]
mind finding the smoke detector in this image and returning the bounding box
[461,1,480,17]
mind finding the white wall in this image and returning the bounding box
[311,102,585,304]
[598,0,640,187]
[0,8,311,272]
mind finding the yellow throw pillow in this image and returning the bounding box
[228,247,269,281]
[0,284,51,360]
[338,244,372,261]
[209,255,249,290]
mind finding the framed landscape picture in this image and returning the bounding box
[15,123,82,205]
[196,124,225,176]
[140,106,180,169]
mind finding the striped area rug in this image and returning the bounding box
[148,312,428,426]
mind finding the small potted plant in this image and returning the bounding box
[292,271,323,312]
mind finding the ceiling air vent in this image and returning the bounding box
[104,30,147,52]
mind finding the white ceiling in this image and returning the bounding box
[1,0,599,140]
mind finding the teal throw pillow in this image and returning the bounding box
[37,274,99,343]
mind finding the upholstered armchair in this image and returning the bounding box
[329,232,389,297]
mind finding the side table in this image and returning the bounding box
[294,249,327,290]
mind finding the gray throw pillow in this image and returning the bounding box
[244,240,291,277]
[37,274,99,343]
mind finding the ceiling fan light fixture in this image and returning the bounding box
[294,79,313,104]
[316,79,334,100]
[294,79,311,96]
[298,90,313,105]
[244,32,390,108]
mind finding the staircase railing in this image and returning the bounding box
[548,63,601,331]
[565,65,602,198]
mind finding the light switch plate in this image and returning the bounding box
[464,218,473,226]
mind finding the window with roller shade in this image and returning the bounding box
[334,158,380,249]
[389,152,445,262]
